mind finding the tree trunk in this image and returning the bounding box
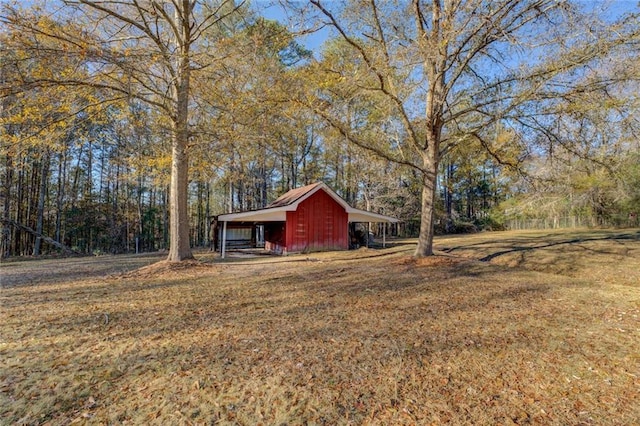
[137,173,144,252]
[167,120,193,261]
[3,219,78,255]
[1,154,12,258]
[33,151,50,256]
[445,162,454,233]
[162,185,169,249]
[110,160,120,252]
[196,180,204,246]
[414,128,441,257]
[55,149,66,244]
[414,167,438,257]
[149,188,156,251]
[167,11,194,261]
[205,181,211,244]
[14,157,25,255]
[70,143,83,209]
[26,154,37,253]
[414,7,446,257]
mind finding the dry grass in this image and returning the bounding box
[1,229,639,425]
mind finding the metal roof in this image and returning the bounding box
[266,182,323,208]
[217,182,398,223]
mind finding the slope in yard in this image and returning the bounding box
[1,230,639,424]
[439,228,640,286]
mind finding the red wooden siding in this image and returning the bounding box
[285,189,348,252]
[264,222,286,254]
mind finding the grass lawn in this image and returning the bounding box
[1,229,639,425]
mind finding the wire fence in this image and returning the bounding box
[505,214,639,231]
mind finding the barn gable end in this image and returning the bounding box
[285,187,348,253]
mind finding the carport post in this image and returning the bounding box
[383,222,386,248]
[221,221,227,259]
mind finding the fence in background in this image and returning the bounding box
[506,214,638,231]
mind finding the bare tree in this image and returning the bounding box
[304,0,638,256]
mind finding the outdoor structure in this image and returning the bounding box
[216,182,398,258]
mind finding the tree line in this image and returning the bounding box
[1,0,638,259]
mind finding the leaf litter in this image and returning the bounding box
[1,230,639,425]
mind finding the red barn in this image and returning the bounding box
[217,182,398,257]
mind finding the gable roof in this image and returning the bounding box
[267,182,323,208]
[217,182,398,223]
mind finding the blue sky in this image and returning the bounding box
[256,0,639,57]
[255,1,332,56]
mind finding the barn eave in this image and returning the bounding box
[217,207,289,222]
[217,205,398,224]
[217,182,398,224]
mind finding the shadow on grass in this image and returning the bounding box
[0,252,166,288]
[214,241,415,265]
[440,230,639,262]
[4,232,640,424]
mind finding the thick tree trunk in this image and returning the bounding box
[167,18,194,262]
[167,122,194,261]
[414,130,441,257]
[414,168,438,257]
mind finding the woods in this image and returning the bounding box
[1,0,639,259]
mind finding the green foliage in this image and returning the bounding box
[619,152,640,213]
